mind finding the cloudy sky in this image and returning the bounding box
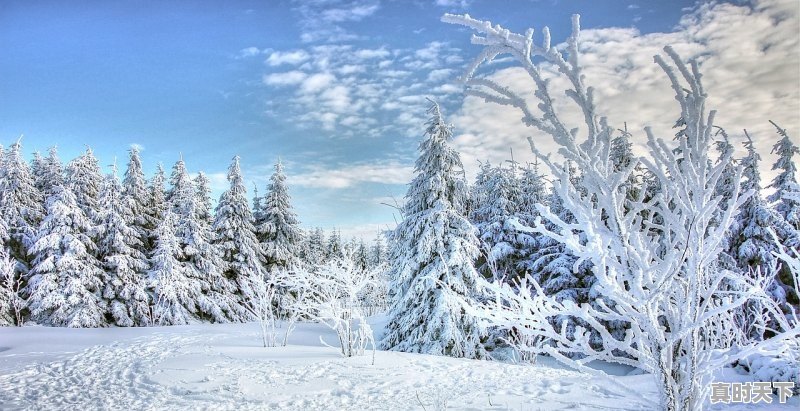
[1,0,798,239]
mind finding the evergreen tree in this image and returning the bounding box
[171,160,241,322]
[304,227,327,267]
[148,209,198,325]
[381,102,485,359]
[257,161,302,272]
[95,165,150,326]
[369,234,386,268]
[766,122,800,312]
[727,134,797,337]
[325,229,344,261]
[37,147,65,202]
[148,163,167,226]
[27,184,106,327]
[470,162,523,281]
[66,148,103,221]
[0,139,44,278]
[213,156,263,306]
[121,146,152,251]
[767,121,800,232]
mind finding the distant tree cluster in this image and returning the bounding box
[0,144,387,327]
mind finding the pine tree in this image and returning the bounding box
[27,184,106,327]
[727,134,797,338]
[470,162,523,281]
[213,156,263,307]
[95,165,150,326]
[148,209,198,325]
[147,163,167,232]
[381,102,485,359]
[325,229,344,261]
[170,160,241,322]
[257,161,302,272]
[0,139,44,278]
[369,234,386,268]
[767,121,800,233]
[122,146,152,251]
[766,122,800,313]
[38,147,65,201]
[303,227,327,267]
[66,148,103,221]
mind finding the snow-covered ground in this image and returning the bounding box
[0,319,794,410]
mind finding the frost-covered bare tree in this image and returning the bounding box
[302,256,377,360]
[443,13,800,411]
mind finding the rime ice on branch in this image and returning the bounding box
[443,12,800,411]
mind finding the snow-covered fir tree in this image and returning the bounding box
[325,229,345,261]
[257,161,302,272]
[303,227,327,267]
[36,147,65,203]
[213,156,263,307]
[148,208,199,325]
[728,135,797,280]
[0,139,44,277]
[470,162,524,281]
[767,121,800,233]
[95,164,150,327]
[766,122,800,312]
[381,101,485,359]
[369,234,386,269]
[121,146,152,252]
[147,163,168,233]
[66,148,103,221]
[170,160,241,322]
[27,184,106,327]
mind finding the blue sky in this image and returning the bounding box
[2,0,798,239]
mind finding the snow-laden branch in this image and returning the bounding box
[443,12,799,411]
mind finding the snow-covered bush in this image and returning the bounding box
[304,256,377,360]
[443,12,800,411]
[0,252,24,326]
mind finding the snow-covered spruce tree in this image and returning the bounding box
[381,101,486,359]
[213,156,263,308]
[303,227,327,267]
[727,134,798,334]
[170,160,241,322]
[369,234,386,269]
[767,121,800,231]
[766,122,800,313]
[122,146,153,253]
[470,161,525,282]
[66,148,103,222]
[95,164,150,326]
[27,184,106,327]
[33,147,65,202]
[146,163,168,237]
[325,228,345,261]
[443,13,799,410]
[0,139,44,278]
[257,161,302,272]
[148,208,199,325]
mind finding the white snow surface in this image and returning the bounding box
[0,318,795,410]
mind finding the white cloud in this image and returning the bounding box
[354,47,391,60]
[435,0,472,8]
[427,68,454,83]
[262,70,307,86]
[300,72,337,94]
[321,3,379,22]
[450,0,800,184]
[266,50,310,66]
[290,161,414,189]
[237,46,262,59]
